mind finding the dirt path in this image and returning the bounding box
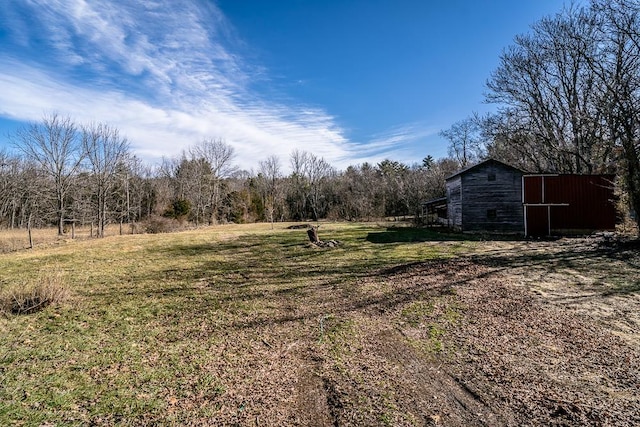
[294,239,640,426]
[166,239,640,426]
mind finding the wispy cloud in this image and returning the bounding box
[0,0,359,169]
[348,123,442,166]
[0,1,447,171]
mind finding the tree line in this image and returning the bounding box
[2,0,639,235]
[0,113,458,236]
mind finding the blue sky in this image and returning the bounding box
[0,0,576,171]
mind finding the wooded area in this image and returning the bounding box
[1,0,639,235]
[0,114,457,235]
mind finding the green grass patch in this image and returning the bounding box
[399,295,463,355]
[0,222,473,425]
[400,301,435,326]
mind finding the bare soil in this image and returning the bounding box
[177,237,640,426]
[4,228,638,426]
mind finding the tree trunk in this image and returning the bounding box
[58,201,65,236]
[307,226,319,243]
[27,213,33,249]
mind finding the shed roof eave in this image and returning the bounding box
[422,196,447,207]
[445,158,525,181]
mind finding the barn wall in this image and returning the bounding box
[460,163,523,232]
[523,176,543,204]
[524,175,616,235]
[446,176,463,229]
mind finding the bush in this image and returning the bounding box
[164,198,191,221]
[143,215,183,234]
[1,272,68,315]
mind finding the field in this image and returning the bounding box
[0,222,638,426]
[0,224,134,253]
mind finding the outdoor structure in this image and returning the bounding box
[421,197,447,226]
[427,158,617,236]
[523,174,616,237]
[445,159,524,233]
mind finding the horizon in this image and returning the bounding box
[0,0,579,172]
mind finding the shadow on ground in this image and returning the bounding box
[469,237,640,296]
[366,227,523,244]
[366,228,464,244]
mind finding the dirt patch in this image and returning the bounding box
[308,325,504,426]
[124,241,640,425]
[469,237,640,347]
[294,353,335,426]
[365,252,640,426]
[279,249,638,426]
[447,264,639,426]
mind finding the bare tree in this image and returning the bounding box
[485,7,608,173]
[440,117,484,168]
[589,0,640,228]
[82,122,130,237]
[0,151,20,229]
[13,113,84,235]
[288,149,310,220]
[479,112,540,171]
[292,151,335,221]
[190,138,237,224]
[173,154,213,225]
[24,165,49,246]
[0,153,48,239]
[115,155,147,231]
[257,155,284,226]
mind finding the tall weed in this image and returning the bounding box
[1,270,68,315]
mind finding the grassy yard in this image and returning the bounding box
[0,222,638,426]
[0,223,472,425]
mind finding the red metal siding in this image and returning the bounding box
[524,175,616,236]
[526,206,549,237]
[547,175,615,231]
[523,176,543,204]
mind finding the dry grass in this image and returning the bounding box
[0,227,59,252]
[0,270,69,315]
[0,224,139,252]
[0,223,637,426]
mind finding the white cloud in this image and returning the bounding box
[0,0,362,170]
[0,59,359,170]
[347,124,442,166]
[0,0,442,172]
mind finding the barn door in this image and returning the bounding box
[526,206,549,237]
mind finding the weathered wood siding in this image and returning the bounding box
[460,163,523,232]
[446,176,462,229]
[446,160,524,233]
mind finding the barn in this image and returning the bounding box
[445,159,524,233]
[523,174,616,237]
[437,159,617,236]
